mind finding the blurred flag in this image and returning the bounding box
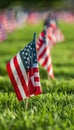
[47,18,65,43]
[44,18,57,49]
[2,11,15,33]
[36,29,54,79]
[27,12,37,25]
[46,27,57,49]
[0,22,7,42]
[53,28,65,42]
[6,33,42,101]
[44,18,64,47]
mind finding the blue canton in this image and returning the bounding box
[20,38,37,71]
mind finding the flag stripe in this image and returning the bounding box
[36,39,43,51]
[36,30,54,79]
[10,59,26,100]
[37,43,45,56]
[42,55,49,67]
[38,46,47,60]
[34,72,39,77]
[34,77,40,81]
[13,55,28,97]
[38,48,49,65]
[33,67,41,87]
[17,53,28,86]
[35,82,41,87]
[42,53,52,69]
[6,62,23,101]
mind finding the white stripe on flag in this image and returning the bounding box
[38,48,49,64]
[35,82,41,87]
[17,53,28,86]
[44,56,52,69]
[31,76,34,86]
[34,72,39,77]
[38,44,45,56]
[10,59,26,99]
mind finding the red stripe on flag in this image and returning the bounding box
[38,47,47,60]
[6,62,22,101]
[13,56,29,97]
[47,63,52,72]
[34,77,40,82]
[47,64,54,79]
[37,39,43,51]
[42,54,49,67]
[33,67,38,72]
[41,31,45,37]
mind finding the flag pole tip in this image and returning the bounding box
[33,32,36,40]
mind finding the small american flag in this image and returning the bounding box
[6,33,42,101]
[36,29,54,79]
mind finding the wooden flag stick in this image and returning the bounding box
[25,97,28,110]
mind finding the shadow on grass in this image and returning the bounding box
[54,63,74,67]
[6,38,32,43]
[55,72,74,79]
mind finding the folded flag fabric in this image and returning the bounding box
[36,29,54,79]
[6,33,42,101]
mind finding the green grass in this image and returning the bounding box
[0,21,74,130]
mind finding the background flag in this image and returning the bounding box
[53,28,65,42]
[6,33,42,101]
[2,11,14,33]
[0,22,7,42]
[36,29,54,79]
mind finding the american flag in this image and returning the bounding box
[6,33,42,101]
[36,29,54,79]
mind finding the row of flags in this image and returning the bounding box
[56,11,74,24]
[0,9,73,42]
[0,10,16,42]
[6,14,65,102]
[36,15,65,79]
[0,10,40,42]
[0,8,65,102]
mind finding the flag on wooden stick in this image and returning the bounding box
[6,33,42,101]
